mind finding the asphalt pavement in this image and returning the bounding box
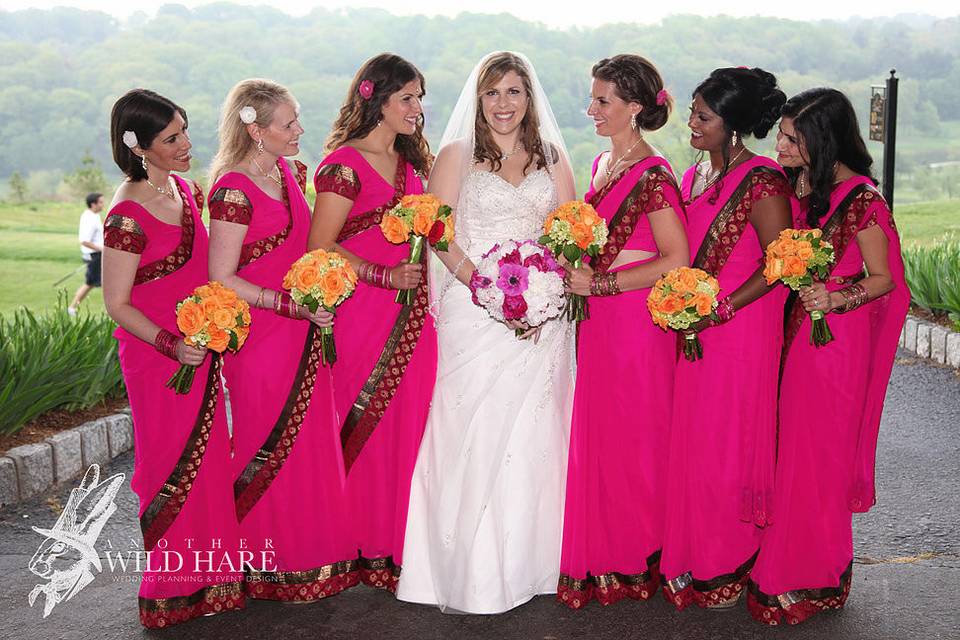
[1,352,957,640]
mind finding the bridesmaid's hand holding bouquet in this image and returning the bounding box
[380,193,454,305]
[647,267,720,361]
[283,249,358,366]
[764,228,836,346]
[539,201,608,322]
[168,281,250,394]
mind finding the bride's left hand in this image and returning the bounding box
[517,325,542,343]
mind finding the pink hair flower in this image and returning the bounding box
[358,80,375,100]
[656,88,670,106]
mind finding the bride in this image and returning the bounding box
[396,51,577,614]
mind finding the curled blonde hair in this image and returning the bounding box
[209,78,298,184]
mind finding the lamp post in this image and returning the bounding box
[870,70,899,208]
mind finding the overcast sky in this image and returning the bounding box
[1,0,957,28]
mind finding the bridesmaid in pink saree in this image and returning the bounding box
[749,89,909,625]
[659,68,797,610]
[207,79,358,602]
[102,89,244,627]
[308,54,437,591]
[558,55,688,609]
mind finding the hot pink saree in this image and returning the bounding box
[208,159,358,601]
[558,155,685,609]
[660,156,797,610]
[748,176,909,625]
[104,176,244,628]
[314,147,437,591]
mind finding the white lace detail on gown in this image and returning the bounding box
[396,169,576,614]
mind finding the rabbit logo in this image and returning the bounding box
[28,464,125,618]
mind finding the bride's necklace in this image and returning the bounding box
[146,174,176,201]
[498,138,522,162]
[252,156,283,187]
[605,135,644,180]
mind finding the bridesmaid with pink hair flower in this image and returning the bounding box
[558,54,688,610]
[308,53,437,592]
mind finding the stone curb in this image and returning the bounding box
[899,314,960,369]
[0,410,132,509]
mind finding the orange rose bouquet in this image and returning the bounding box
[764,228,836,346]
[168,281,250,394]
[282,249,358,366]
[647,267,720,361]
[539,201,609,321]
[380,193,454,305]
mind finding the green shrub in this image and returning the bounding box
[902,236,960,330]
[0,302,124,436]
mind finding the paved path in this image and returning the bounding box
[1,353,958,639]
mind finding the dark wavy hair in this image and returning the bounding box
[325,53,432,175]
[781,88,876,227]
[110,89,187,181]
[694,67,786,202]
[592,54,672,131]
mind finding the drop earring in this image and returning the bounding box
[731,131,739,147]
[256,138,264,154]
[141,154,148,172]
[630,115,638,131]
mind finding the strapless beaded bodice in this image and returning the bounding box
[456,169,557,260]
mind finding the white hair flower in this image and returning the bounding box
[122,130,138,149]
[239,106,257,124]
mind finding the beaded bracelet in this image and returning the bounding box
[589,272,621,297]
[713,296,736,324]
[273,291,300,318]
[833,283,869,314]
[358,261,393,289]
[154,328,181,361]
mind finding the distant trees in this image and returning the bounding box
[0,6,958,201]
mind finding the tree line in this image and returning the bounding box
[1,5,958,199]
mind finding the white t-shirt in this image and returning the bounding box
[78,209,103,258]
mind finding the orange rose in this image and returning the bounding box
[381,214,410,244]
[571,222,593,249]
[764,257,784,283]
[413,208,435,236]
[675,268,699,293]
[176,299,206,337]
[783,255,806,278]
[657,294,684,315]
[580,206,602,228]
[212,307,237,330]
[321,269,347,301]
[796,242,814,261]
[295,263,322,291]
[194,284,213,299]
[207,327,230,353]
[691,292,714,317]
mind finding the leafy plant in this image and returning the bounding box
[0,300,124,436]
[902,236,960,331]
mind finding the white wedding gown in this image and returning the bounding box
[396,168,576,614]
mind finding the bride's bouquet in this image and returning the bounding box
[469,240,566,336]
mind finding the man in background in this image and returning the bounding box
[68,192,104,316]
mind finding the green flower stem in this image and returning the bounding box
[396,235,425,305]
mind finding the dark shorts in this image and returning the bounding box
[84,252,102,287]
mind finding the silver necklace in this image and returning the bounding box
[604,135,644,180]
[498,138,522,162]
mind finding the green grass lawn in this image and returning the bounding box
[0,196,957,316]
